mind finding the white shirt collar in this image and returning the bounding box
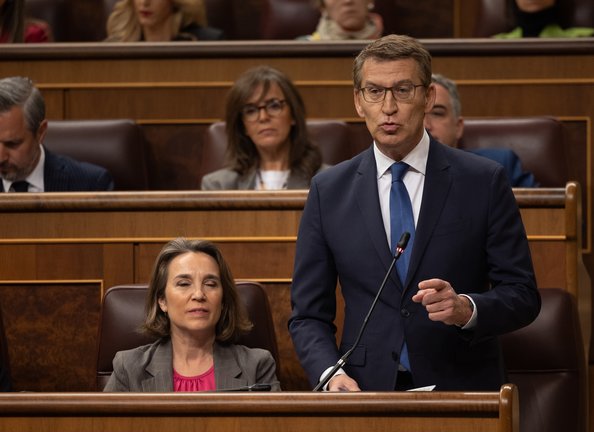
[2,145,45,192]
[374,129,430,179]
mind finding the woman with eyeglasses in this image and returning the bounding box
[201,66,326,190]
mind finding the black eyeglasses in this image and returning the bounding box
[358,81,425,103]
[241,99,287,122]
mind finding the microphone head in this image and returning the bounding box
[397,232,410,250]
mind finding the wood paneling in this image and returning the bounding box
[0,188,583,393]
[0,282,102,392]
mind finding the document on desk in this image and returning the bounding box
[407,385,436,391]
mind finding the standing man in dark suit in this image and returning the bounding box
[289,35,540,392]
[0,76,113,192]
[425,73,538,187]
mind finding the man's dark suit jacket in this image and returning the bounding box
[42,148,113,192]
[288,139,541,391]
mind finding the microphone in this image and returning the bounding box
[220,383,272,392]
[313,232,410,392]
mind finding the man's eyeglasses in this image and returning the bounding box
[242,99,287,122]
[358,81,425,103]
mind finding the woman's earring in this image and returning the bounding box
[368,2,375,11]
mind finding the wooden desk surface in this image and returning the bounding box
[0,385,518,432]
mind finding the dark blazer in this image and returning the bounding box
[44,148,114,191]
[176,23,225,41]
[103,338,280,392]
[469,148,538,187]
[289,139,540,391]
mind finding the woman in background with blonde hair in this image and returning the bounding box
[106,0,223,42]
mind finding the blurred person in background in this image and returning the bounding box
[201,66,326,190]
[0,77,114,192]
[494,0,593,38]
[106,0,223,42]
[425,74,537,187]
[0,0,52,43]
[300,0,383,40]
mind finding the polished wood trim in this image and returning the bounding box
[0,188,568,211]
[0,388,512,415]
[0,39,592,60]
[0,385,519,432]
[0,190,309,211]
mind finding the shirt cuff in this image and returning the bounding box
[458,294,477,329]
[319,366,346,391]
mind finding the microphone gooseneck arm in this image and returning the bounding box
[313,232,410,392]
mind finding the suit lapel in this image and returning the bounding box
[238,170,257,190]
[213,343,245,390]
[354,148,396,280]
[143,339,174,391]
[404,140,452,291]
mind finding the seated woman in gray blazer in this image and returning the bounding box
[201,65,326,190]
[104,238,280,392]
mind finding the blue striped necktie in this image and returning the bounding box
[390,162,415,372]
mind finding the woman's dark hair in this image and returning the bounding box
[224,65,322,182]
[1,0,25,43]
[143,238,252,342]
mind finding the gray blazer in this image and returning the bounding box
[103,338,281,392]
[200,165,329,190]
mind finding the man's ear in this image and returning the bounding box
[36,119,48,145]
[424,83,436,113]
[354,90,365,118]
[456,117,465,141]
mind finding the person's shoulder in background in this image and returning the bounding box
[493,23,594,38]
[176,23,225,41]
[45,149,114,192]
[24,18,53,42]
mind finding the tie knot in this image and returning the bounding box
[10,180,29,193]
[391,162,409,182]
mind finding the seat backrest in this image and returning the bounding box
[96,281,279,391]
[260,0,320,39]
[26,0,108,41]
[204,0,235,39]
[501,288,587,432]
[458,117,567,187]
[43,119,150,190]
[200,120,351,184]
[474,0,594,37]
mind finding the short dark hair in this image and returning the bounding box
[353,34,432,90]
[432,73,462,118]
[143,238,253,342]
[224,65,322,182]
[0,76,45,133]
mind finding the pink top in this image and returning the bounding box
[173,365,216,392]
[0,20,51,43]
